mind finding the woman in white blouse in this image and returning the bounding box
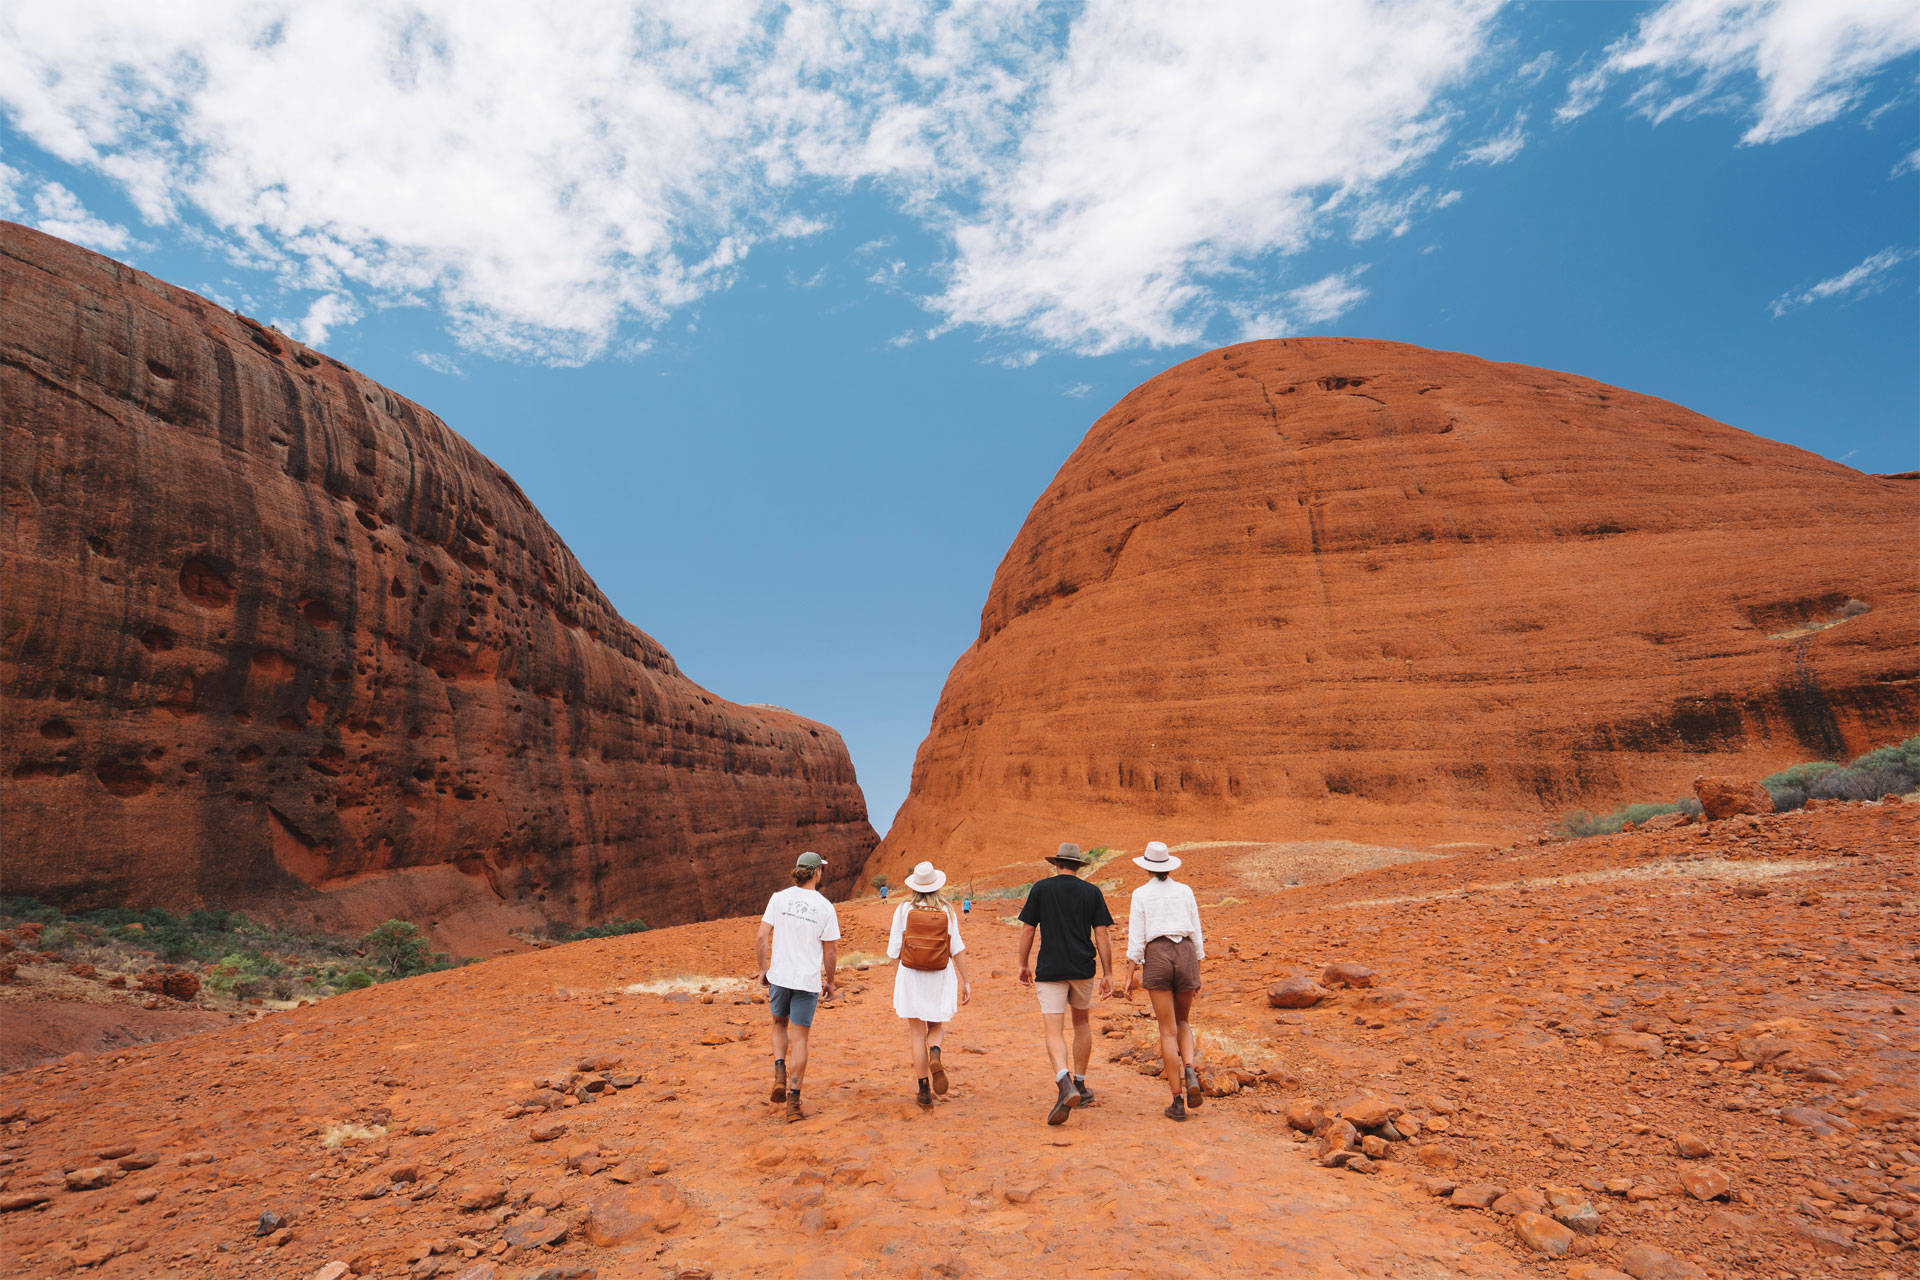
[1120,841,1205,1121]
[886,861,973,1108]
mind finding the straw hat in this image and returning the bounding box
[1132,840,1181,872]
[904,861,947,893]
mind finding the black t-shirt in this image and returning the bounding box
[1018,874,1115,982]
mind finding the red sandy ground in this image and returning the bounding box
[0,802,1913,1280]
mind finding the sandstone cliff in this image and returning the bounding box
[1,223,875,949]
[880,338,1918,879]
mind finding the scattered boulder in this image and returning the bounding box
[1693,776,1771,821]
[1513,1211,1574,1258]
[1449,1183,1504,1209]
[452,1180,507,1212]
[1267,976,1329,1008]
[584,1184,686,1246]
[63,1166,114,1191]
[1321,961,1376,989]
[1672,1131,1710,1159]
[1677,1165,1731,1201]
[1620,1244,1707,1279]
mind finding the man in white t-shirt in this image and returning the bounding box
[755,851,841,1122]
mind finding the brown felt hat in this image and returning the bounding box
[1047,841,1091,866]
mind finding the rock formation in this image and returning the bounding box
[1,222,875,948]
[880,338,1917,878]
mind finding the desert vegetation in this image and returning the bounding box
[1760,734,1919,810]
[1556,798,1703,839]
[1556,734,1919,837]
[0,899,458,1004]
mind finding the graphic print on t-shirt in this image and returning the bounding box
[1017,876,1114,983]
[761,886,842,994]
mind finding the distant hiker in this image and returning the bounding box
[756,851,841,1122]
[879,883,890,900]
[1121,841,1206,1121]
[1017,842,1115,1125]
[885,861,973,1108]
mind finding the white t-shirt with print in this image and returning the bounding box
[761,886,842,994]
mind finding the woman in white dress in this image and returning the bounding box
[886,861,973,1108]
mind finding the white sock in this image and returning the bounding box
[1056,1069,1070,1081]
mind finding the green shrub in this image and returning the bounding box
[1767,735,1919,811]
[0,897,66,926]
[360,920,432,978]
[1558,797,1701,839]
[566,917,649,942]
[333,969,376,991]
[869,874,888,890]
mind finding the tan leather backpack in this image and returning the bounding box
[899,905,952,972]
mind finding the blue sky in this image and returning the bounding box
[3,1,1915,834]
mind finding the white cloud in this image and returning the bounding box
[934,1,1501,353]
[276,293,358,347]
[1895,147,1920,178]
[1514,51,1556,85]
[1063,381,1092,398]
[1768,246,1914,316]
[28,180,132,251]
[0,0,1500,361]
[1288,268,1370,323]
[1455,111,1528,165]
[414,351,465,376]
[1563,0,1920,144]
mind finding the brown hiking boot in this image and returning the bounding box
[1046,1074,1080,1126]
[1165,1096,1188,1122]
[770,1060,787,1103]
[1184,1066,1203,1108]
[917,1079,933,1108]
[785,1092,804,1123]
[929,1048,948,1096]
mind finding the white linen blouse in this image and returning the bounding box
[1126,876,1205,965]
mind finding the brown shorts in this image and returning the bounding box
[1141,937,1201,993]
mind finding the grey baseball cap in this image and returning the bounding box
[795,851,828,871]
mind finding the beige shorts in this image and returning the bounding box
[1035,978,1097,1015]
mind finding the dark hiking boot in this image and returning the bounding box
[1075,1075,1094,1106]
[771,1060,788,1103]
[929,1048,949,1096]
[1184,1066,1203,1108]
[917,1078,933,1108]
[785,1092,804,1123]
[1046,1074,1080,1126]
[1165,1095,1188,1122]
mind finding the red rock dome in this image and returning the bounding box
[1,222,875,951]
[879,338,1917,880]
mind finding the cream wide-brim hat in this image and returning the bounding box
[1132,840,1182,872]
[904,861,948,893]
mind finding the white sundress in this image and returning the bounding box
[886,903,966,1022]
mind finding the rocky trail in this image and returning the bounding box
[1,801,1915,1279]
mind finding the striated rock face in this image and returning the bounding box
[880,338,1917,879]
[1,223,875,949]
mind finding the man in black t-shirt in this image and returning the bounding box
[1017,842,1115,1125]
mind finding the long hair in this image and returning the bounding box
[792,866,819,886]
[911,888,944,908]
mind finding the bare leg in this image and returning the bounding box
[787,1021,813,1091]
[771,1016,790,1064]
[908,1019,930,1077]
[1148,988,1182,1097]
[926,1020,945,1053]
[1041,1011,1071,1075]
[1174,989,1198,1068]
[1070,1004,1093,1078]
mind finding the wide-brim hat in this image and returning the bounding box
[1132,840,1181,872]
[904,860,947,893]
[1047,841,1091,866]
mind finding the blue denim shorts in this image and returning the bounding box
[769,984,820,1027]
